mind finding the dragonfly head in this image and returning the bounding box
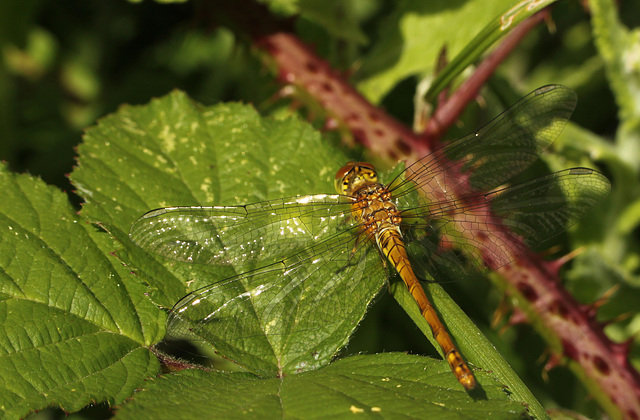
[335,161,379,195]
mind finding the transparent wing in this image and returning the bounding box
[401,168,610,280]
[384,85,608,278]
[130,194,354,266]
[164,225,386,377]
[130,194,389,376]
[130,83,609,378]
[389,85,578,205]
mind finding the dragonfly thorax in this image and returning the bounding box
[352,183,403,240]
[335,161,402,237]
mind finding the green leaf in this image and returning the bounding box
[588,0,640,174]
[355,0,537,104]
[392,280,547,420]
[69,91,532,414]
[588,0,640,122]
[73,91,385,376]
[425,0,560,102]
[0,165,160,418]
[71,91,350,307]
[115,353,529,419]
[617,198,640,235]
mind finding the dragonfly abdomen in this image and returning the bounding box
[348,178,477,389]
[376,227,478,390]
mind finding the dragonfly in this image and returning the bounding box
[130,85,610,390]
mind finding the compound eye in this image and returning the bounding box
[357,162,376,172]
[335,162,357,194]
[335,162,356,181]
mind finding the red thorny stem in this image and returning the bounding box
[215,1,640,419]
[422,10,547,144]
